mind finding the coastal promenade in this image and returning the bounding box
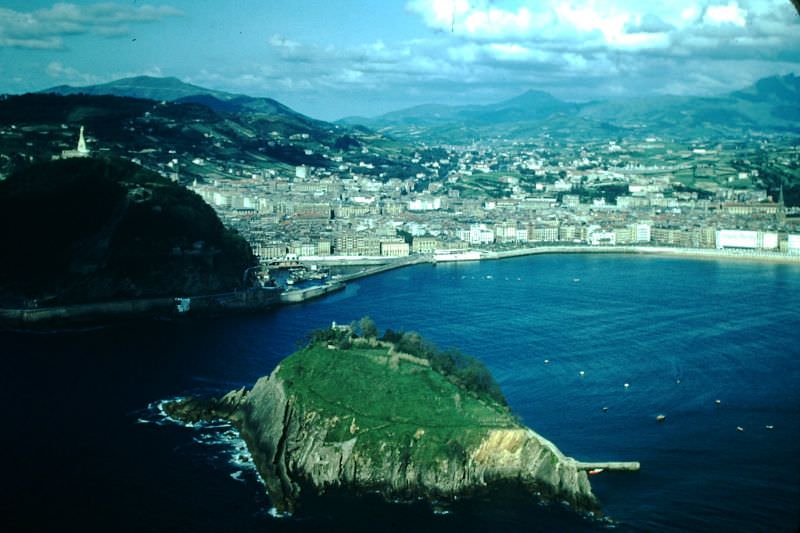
[483,245,800,264]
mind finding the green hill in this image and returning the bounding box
[0,157,255,306]
[165,323,601,514]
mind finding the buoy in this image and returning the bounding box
[656,414,666,422]
[676,379,681,384]
[579,370,585,377]
[624,383,630,388]
[736,426,744,432]
[544,359,550,365]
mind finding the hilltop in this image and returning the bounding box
[41,75,326,127]
[1,77,419,183]
[165,321,618,515]
[0,157,255,306]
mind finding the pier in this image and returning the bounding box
[573,461,641,472]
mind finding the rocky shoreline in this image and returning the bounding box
[162,338,614,516]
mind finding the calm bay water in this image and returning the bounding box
[1,254,799,532]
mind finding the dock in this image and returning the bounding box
[573,461,641,472]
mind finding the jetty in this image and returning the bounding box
[572,461,641,472]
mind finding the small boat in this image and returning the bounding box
[736,426,744,432]
[543,359,550,364]
[573,278,581,282]
[715,399,721,405]
[656,414,666,422]
[588,468,604,475]
[765,425,774,430]
[601,406,609,412]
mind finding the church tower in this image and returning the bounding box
[777,184,786,225]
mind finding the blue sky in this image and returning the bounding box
[1,1,798,120]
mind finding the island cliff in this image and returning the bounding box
[166,322,609,515]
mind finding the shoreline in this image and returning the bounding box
[480,245,800,265]
[3,245,798,329]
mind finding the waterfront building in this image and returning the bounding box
[528,225,559,243]
[411,236,438,254]
[458,224,495,245]
[380,241,410,257]
[589,229,616,246]
[559,224,578,242]
[633,223,652,243]
[317,239,332,256]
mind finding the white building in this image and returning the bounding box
[788,234,800,255]
[633,223,651,243]
[716,230,778,250]
[458,224,495,245]
[589,229,616,246]
[408,197,441,211]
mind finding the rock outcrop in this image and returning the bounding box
[235,368,597,514]
[165,339,601,515]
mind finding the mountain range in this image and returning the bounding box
[39,73,800,144]
[340,74,800,142]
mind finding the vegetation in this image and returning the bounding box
[308,318,507,406]
[282,320,516,462]
[0,157,255,305]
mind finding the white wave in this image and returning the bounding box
[268,507,292,518]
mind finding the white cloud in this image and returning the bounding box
[162,1,800,118]
[0,3,182,49]
[46,61,103,85]
[704,2,748,26]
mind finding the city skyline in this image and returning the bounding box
[1,0,799,120]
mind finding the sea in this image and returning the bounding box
[1,254,799,532]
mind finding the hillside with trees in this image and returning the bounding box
[0,157,255,306]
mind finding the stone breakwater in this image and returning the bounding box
[166,368,600,515]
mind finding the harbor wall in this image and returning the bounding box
[0,287,283,329]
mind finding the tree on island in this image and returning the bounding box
[358,316,378,339]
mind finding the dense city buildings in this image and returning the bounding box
[3,116,799,263]
[185,135,800,261]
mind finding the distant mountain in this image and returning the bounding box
[730,73,800,103]
[342,74,800,142]
[41,75,322,127]
[43,76,228,101]
[340,90,573,132]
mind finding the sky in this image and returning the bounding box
[0,0,798,120]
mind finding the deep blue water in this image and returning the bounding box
[2,254,799,532]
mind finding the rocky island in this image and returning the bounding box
[166,320,635,516]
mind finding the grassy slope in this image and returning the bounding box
[277,342,517,463]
